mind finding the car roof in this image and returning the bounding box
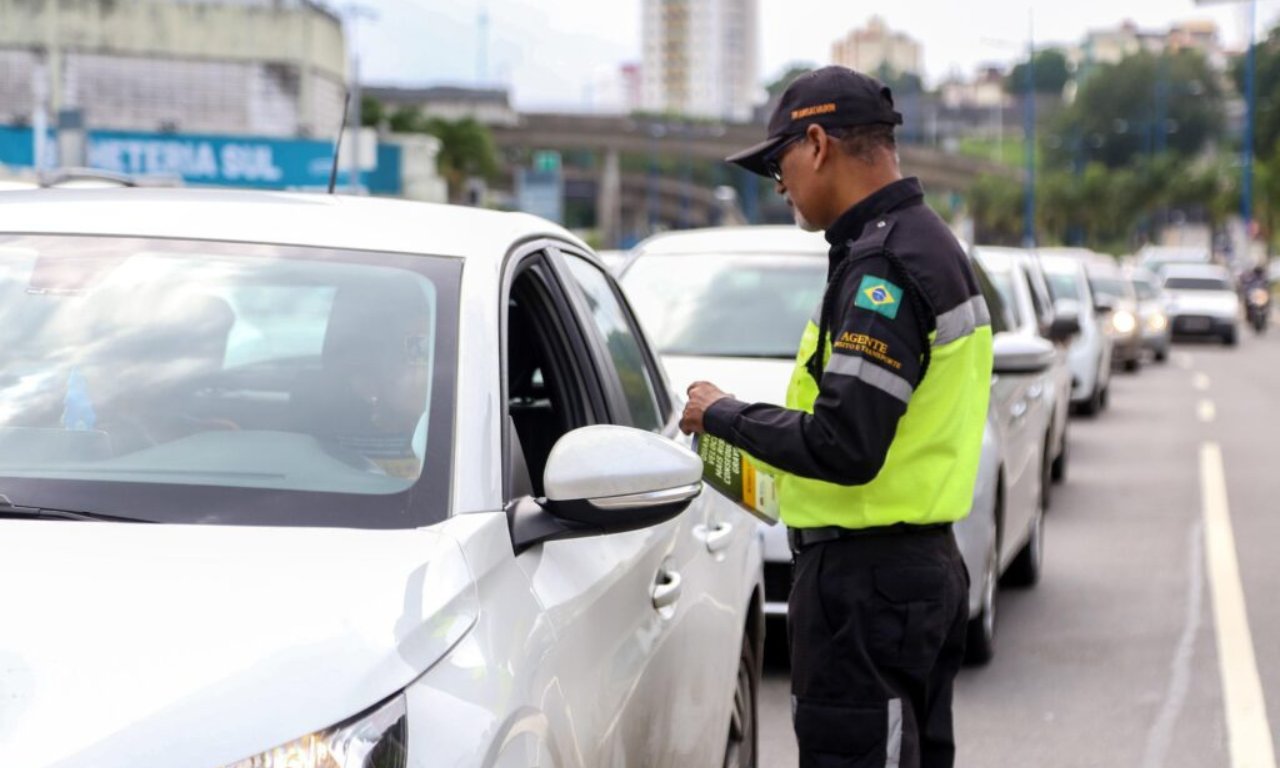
[1161,262,1232,280]
[1037,253,1089,274]
[632,225,829,256]
[0,188,587,259]
[971,245,1025,274]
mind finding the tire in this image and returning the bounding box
[1224,328,1238,346]
[1050,427,1069,483]
[1077,383,1102,417]
[1040,437,1053,512]
[965,538,999,665]
[1100,384,1111,411]
[1154,346,1168,363]
[722,629,759,768]
[1123,356,1141,373]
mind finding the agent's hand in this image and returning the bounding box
[680,381,730,435]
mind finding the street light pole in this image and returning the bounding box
[1023,12,1037,247]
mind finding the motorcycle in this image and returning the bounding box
[1246,286,1270,333]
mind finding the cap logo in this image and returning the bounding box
[791,102,836,120]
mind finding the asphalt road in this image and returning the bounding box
[758,325,1280,768]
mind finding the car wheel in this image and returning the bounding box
[1051,427,1069,483]
[1154,346,1168,363]
[1005,480,1044,588]
[1223,328,1238,346]
[722,629,759,768]
[965,535,999,665]
[1077,383,1102,416]
[1124,356,1141,372]
[1099,384,1111,411]
[1040,437,1053,512]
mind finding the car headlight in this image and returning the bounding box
[1147,313,1168,331]
[222,694,407,768]
[1111,310,1137,335]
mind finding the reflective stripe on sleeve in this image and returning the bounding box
[824,353,915,404]
[933,294,991,347]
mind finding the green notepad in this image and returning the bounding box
[693,434,780,526]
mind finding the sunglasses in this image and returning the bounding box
[763,134,806,183]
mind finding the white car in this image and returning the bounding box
[0,189,765,768]
[1127,267,1172,362]
[1038,252,1114,415]
[1161,263,1242,345]
[621,226,1052,664]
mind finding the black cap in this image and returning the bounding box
[726,66,904,178]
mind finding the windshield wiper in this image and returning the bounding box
[0,493,152,523]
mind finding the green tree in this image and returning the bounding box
[365,102,500,202]
[766,63,816,99]
[967,174,1025,245]
[1232,26,1280,163]
[1047,50,1223,170]
[1004,48,1072,96]
[360,95,383,128]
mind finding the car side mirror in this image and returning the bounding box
[1092,294,1115,315]
[1047,304,1081,343]
[993,333,1055,375]
[508,425,703,553]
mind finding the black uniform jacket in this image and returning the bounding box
[702,177,981,487]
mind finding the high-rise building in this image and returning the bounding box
[641,0,759,122]
[831,17,922,79]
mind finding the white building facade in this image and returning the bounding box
[641,0,759,122]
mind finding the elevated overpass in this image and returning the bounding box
[492,113,1017,246]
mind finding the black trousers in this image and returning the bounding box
[787,526,969,768]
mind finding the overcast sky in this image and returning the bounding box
[350,0,1280,111]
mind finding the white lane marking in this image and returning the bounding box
[1142,521,1205,768]
[1201,442,1276,768]
[1177,352,1195,370]
[1194,373,1212,391]
[1200,400,1217,423]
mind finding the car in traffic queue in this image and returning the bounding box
[0,189,766,768]
[1161,262,1243,345]
[1084,258,1144,372]
[619,225,1054,664]
[970,246,1078,487]
[1038,251,1114,416]
[1127,266,1172,362]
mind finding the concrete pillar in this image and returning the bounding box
[597,147,621,248]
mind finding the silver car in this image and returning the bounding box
[1085,259,1144,372]
[621,226,1052,664]
[0,190,765,768]
[1039,253,1114,416]
[1128,266,1172,362]
[971,247,1077,487]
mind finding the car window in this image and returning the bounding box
[986,268,1026,328]
[1023,265,1054,330]
[0,234,460,528]
[563,254,666,432]
[621,252,826,358]
[1165,276,1231,291]
[1045,269,1084,303]
[1089,275,1132,301]
[1132,279,1158,301]
[971,258,1013,334]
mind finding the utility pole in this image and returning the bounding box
[342,3,378,194]
[1195,0,1259,246]
[1023,11,1037,248]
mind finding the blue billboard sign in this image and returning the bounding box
[0,126,401,194]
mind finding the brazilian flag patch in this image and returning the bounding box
[854,274,904,319]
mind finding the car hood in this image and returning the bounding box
[0,520,478,768]
[661,354,796,407]
[1166,289,1239,316]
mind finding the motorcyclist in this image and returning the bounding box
[1243,265,1271,332]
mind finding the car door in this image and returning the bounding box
[554,247,752,766]
[501,250,696,766]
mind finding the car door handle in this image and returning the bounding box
[1028,383,1044,400]
[704,521,734,554]
[652,569,683,610]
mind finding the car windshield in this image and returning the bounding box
[1164,276,1231,291]
[621,253,826,358]
[0,235,460,527]
[1132,279,1158,301]
[1089,276,1132,301]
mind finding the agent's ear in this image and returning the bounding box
[806,124,835,171]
